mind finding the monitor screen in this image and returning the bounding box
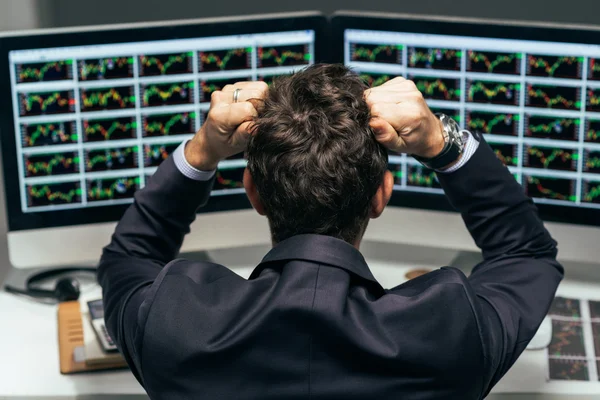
[0,14,326,231]
[333,14,600,227]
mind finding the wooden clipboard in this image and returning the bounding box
[57,301,127,374]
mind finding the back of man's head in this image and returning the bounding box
[247,64,389,245]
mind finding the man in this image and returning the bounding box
[98,64,563,399]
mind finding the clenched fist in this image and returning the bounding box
[365,77,445,159]
[185,81,268,170]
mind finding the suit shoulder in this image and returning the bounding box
[162,258,243,284]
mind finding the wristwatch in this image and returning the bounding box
[413,113,465,170]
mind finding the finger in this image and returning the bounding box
[209,101,258,130]
[222,81,269,91]
[370,102,415,135]
[369,117,408,153]
[234,89,266,103]
[210,89,263,107]
[366,80,417,95]
[381,76,407,86]
[247,97,266,114]
[232,121,255,144]
[211,85,269,107]
[364,82,419,103]
[379,80,418,92]
[364,90,421,107]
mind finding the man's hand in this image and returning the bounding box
[365,77,445,158]
[185,81,268,170]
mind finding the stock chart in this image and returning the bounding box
[489,143,518,166]
[407,165,441,189]
[389,164,403,186]
[407,47,461,71]
[587,88,600,112]
[199,48,252,71]
[549,297,582,319]
[83,117,137,142]
[26,182,82,207]
[143,112,196,137]
[21,122,77,147]
[590,58,600,80]
[16,60,73,83]
[359,72,392,88]
[584,150,600,173]
[258,44,311,68]
[527,54,583,79]
[549,320,586,357]
[144,143,180,167]
[467,80,519,105]
[85,146,138,172]
[411,76,461,101]
[87,177,139,202]
[467,51,521,75]
[525,115,579,141]
[141,81,194,107]
[525,175,576,202]
[78,57,134,80]
[345,30,600,209]
[549,359,589,381]
[546,296,600,381]
[24,152,79,177]
[467,112,518,136]
[351,43,402,64]
[19,90,75,117]
[527,85,581,110]
[586,120,600,143]
[139,52,194,76]
[524,146,578,171]
[10,30,314,211]
[583,180,600,204]
[80,86,136,112]
[214,168,245,191]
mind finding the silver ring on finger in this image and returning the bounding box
[233,88,241,103]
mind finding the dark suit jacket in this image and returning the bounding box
[98,132,564,399]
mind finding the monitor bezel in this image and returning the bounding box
[0,12,328,232]
[331,11,600,227]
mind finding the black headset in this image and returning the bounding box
[4,267,97,302]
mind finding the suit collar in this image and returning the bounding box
[251,234,381,287]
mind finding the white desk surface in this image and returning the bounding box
[1,244,600,399]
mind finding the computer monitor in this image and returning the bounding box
[0,12,327,268]
[333,11,600,264]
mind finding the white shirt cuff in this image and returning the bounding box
[173,140,216,181]
[436,130,479,174]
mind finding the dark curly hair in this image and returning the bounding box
[247,64,388,244]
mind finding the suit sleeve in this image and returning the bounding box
[435,132,564,397]
[97,156,214,385]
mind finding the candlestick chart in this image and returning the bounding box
[139,52,193,76]
[407,47,461,71]
[78,57,133,80]
[83,117,137,142]
[87,176,139,202]
[350,43,402,64]
[199,48,251,71]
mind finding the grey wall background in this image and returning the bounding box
[0,0,599,284]
[33,0,600,27]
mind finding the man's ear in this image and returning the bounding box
[369,170,393,219]
[243,168,266,216]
